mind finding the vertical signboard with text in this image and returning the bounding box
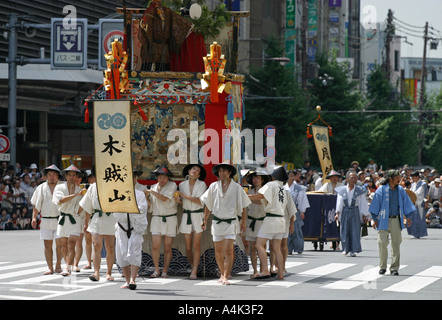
[51,18,88,70]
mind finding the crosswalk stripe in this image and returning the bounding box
[1,258,442,295]
[383,266,442,293]
[323,265,408,290]
[298,263,355,276]
[257,263,355,288]
[0,261,46,272]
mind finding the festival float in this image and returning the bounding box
[85,1,250,277]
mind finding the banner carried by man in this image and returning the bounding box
[94,100,139,213]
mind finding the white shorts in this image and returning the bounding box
[40,228,60,241]
[56,213,82,238]
[151,232,176,238]
[256,230,284,240]
[212,234,236,242]
[150,215,178,236]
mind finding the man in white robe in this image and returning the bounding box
[248,166,292,280]
[318,170,343,194]
[114,177,148,290]
[200,163,251,285]
[31,164,63,275]
[285,170,310,254]
[145,165,177,278]
[176,164,207,279]
[408,170,428,238]
[79,168,117,282]
[53,165,86,276]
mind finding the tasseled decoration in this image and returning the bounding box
[134,99,147,121]
[84,101,89,123]
[306,126,312,139]
[226,95,234,120]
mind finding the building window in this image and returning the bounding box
[394,50,400,71]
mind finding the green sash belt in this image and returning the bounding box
[59,212,76,225]
[92,209,112,218]
[183,208,204,225]
[213,215,236,224]
[42,216,59,219]
[248,215,265,231]
[155,214,177,223]
[265,213,283,218]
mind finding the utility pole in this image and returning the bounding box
[417,21,429,166]
[301,0,308,89]
[385,9,393,80]
[7,13,18,167]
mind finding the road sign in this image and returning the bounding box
[98,19,124,70]
[0,134,10,154]
[51,18,88,69]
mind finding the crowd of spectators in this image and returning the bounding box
[0,161,43,230]
[287,159,442,229]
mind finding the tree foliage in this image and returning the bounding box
[242,37,308,165]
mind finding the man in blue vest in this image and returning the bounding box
[369,170,416,275]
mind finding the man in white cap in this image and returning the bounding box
[31,164,64,275]
[176,164,207,279]
[318,170,343,194]
[52,165,86,276]
[200,163,251,285]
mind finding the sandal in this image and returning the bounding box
[106,275,114,281]
[89,274,99,282]
[44,270,54,275]
[61,270,71,277]
[128,282,137,290]
[120,283,129,289]
[150,271,160,278]
[161,272,169,278]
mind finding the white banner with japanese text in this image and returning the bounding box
[94,100,139,213]
[312,125,334,184]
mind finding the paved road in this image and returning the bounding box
[0,227,441,305]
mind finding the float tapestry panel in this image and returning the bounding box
[131,103,205,179]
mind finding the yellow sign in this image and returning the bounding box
[312,125,333,183]
[94,100,139,213]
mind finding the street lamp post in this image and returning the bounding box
[7,13,18,167]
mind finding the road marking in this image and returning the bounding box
[323,265,408,290]
[383,266,442,293]
[257,263,355,288]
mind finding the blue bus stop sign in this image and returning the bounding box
[51,18,88,69]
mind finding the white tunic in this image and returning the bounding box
[178,179,207,234]
[285,182,310,213]
[149,180,178,236]
[53,182,82,237]
[245,188,266,239]
[31,181,62,230]
[257,181,287,234]
[200,179,251,236]
[318,181,344,194]
[114,190,148,267]
[79,183,117,236]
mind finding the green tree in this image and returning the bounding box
[364,65,418,169]
[243,37,308,165]
[307,53,367,170]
